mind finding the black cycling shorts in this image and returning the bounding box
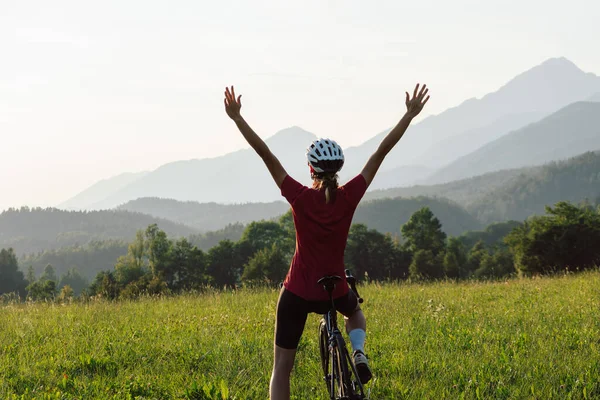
[275,288,360,350]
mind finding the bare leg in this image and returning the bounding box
[269,345,296,400]
[345,309,366,334]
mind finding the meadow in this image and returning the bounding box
[1,271,599,399]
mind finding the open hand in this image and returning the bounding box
[224,86,242,121]
[405,84,430,118]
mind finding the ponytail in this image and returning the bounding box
[312,172,339,204]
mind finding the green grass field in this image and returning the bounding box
[1,272,600,399]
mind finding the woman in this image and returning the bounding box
[224,84,430,400]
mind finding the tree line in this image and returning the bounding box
[1,201,599,302]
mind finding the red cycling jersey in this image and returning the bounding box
[280,174,368,301]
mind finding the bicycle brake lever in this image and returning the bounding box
[345,269,364,304]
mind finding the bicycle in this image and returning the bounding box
[318,269,368,400]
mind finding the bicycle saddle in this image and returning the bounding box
[317,275,342,292]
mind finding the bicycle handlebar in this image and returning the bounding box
[345,269,364,304]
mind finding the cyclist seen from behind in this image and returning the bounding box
[224,83,430,400]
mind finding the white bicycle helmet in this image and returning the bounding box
[306,138,345,174]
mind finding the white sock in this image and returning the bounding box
[349,329,366,354]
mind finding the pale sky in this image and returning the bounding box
[1,0,599,210]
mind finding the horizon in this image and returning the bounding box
[2,0,600,210]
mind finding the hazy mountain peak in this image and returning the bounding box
[58,171,148,210]
[490,57,591,94]
[533,57,597,80]
[265,126,318,147]
[538,56,580,70]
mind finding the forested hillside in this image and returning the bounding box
[365,151,600,224]
[0,207,197,255]
[354,196,482,237]
[17,225,248,281]
[467,152,600,222]
[118,198,288,232]
[363,168,531,205]
[188,223,246,251]
[117,195,483,239]
[20,240,129,281]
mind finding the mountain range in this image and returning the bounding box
[424,101,600,184]
[60,57,600,209]
[117,150,600,232]
[60,127,318,210]
[5,149,599,258]
[341,57,600,176]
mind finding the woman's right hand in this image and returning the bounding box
[405,84,430,118]
[224,85,242,121]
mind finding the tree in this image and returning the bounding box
[115,230,150,287]
[90,271,119,300]
[26,279,56,301]
[58,268,89,296]
[206,240,242,288]
[114,255,147,287]
[0,248,27,297]
[466,241,488,277]
[165,238,192,287]
[120,274,169,299]
[278,210,297,257]
[169,238,207,290]
[444,237,467,279]
[345,224,373,280]
[242,243,288,285]
[409,249,444,280]
[40,264,57,283]
[473,248,515,279]
[345,224,397,281]
[459,221,522,250]
[401,207,447,256]
[57,285,74,302]
[388,242,411,280]
[505,201,600,275]
[130,230,146,270]
[238,221,288,265]
[26,265,36,285]
[145,224,172,279]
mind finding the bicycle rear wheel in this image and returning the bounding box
[333,334,356,398]
[319,319,330,384]
[320,320,342,399]
[321,325,348,398]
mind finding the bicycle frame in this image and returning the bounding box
[319,273,366,400]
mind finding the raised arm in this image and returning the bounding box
[360,84,430,188]
[224,86,288,188]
